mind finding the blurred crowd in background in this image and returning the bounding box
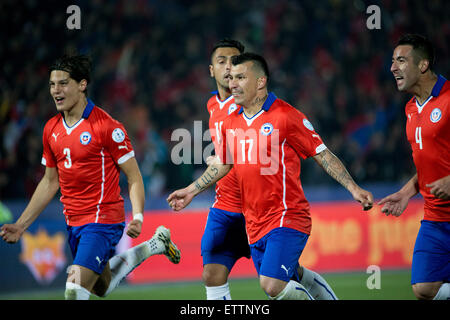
[1,0,449,200]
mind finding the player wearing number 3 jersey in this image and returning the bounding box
[42,99,134,226]
[1,54,180,300]
[379,34,450,300]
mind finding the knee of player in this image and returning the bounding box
[260,277,284,298]
[412,283,439,300]
[202,268,227,287]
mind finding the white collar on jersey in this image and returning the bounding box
[62,117,84,135]
[241,108,265,126]
[415,96,433,114]
[215,93,234,110]
[61,99,95,135]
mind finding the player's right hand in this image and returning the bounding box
[126,219,142,239]
[167,188,194,211]
[0,224,24,244]
[377,192,409,217]
[350,186,374,211]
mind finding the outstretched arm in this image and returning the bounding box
[167,163,232,211]
[313,148,373,211]
[1,166,60,243]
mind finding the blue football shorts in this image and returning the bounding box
[67,222,125,274]
[250,227,309,282]
[411,220,450,284]
[201,207,251,272]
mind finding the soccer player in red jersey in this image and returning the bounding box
[201,39,251,300]
[202,39,337,300]
[0,54,180,299]
[379,34,449,300]
[168,52,372,299]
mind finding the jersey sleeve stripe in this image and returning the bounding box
[117,151,135,164]
[315,144,327,154]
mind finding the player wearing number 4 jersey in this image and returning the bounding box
[0,54,180,300]
[379,34,450,300]
[168,52,372,300]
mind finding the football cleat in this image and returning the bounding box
[154,225,181,264]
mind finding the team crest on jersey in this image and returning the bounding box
[112,128,125,143]
[260,123,274,136]
[430,108,442,123]
[228,103,238,115]
[80,131,92,145]
[303,119,315,131]
[20,229,66,284]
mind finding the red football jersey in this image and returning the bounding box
[405,75,450,221]
[219,93,326,243]
[41,99,135,226]
[207,92,242,213]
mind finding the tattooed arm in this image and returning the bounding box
[313,148,373,210]
[167,163,232,211]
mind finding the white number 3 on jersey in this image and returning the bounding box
[64,148,72,168]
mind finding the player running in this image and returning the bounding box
[379,34,449,300]
[201,38,251,300]
[0,54,180,300]
[202,39,337,300]
[168,52,372,300]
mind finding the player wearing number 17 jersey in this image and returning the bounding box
[203,40,337,300]
[379,34,449,300]
[168,52,372,300]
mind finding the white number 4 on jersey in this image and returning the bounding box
[415,127,423,150]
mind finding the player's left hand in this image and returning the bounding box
[167,187,194,211]
[126,219,142,238]
[352,187,374,211]
[426,175,450,200]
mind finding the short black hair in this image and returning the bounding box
[231,52,270,81]
[49,54,92,93]
[211,38,245,59]
[397,34,435,70]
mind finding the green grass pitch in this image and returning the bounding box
[0,270,415,300]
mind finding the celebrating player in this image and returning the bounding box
[201,39,338,300]
[379,34,449,300]
[0,54,180,300]
[168,52,372,300]
[201,38,251,300]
